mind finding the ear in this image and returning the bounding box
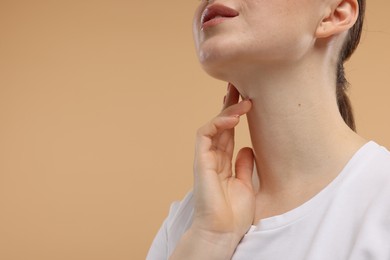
[316,0,359,39]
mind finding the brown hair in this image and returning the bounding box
[336,0,366,131]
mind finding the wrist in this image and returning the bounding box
[169,227,242,260]
[189,227,242,251]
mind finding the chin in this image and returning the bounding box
[197,43,240,82]
[201,64,229,82]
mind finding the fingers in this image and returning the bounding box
[222,83,240,111]
[196,99,252,142]
[235,147,255,189]
[221,83,250,117]
[196,83,251,155]
[194,83,252,179]
[218,83,245,155]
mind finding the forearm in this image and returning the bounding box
[169,228,240,260]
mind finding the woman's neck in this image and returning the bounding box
[230,61,367,216]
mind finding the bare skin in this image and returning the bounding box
[170,0,366,259]
[170,86,255,260]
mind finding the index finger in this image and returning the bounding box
[222,83,240,111]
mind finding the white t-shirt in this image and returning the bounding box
[147,141,390,260]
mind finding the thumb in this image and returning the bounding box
[235,147,255,190]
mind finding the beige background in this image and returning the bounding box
[0,1,389,259]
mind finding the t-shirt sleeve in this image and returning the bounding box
[146,191,194,259]
[146,217,169,260]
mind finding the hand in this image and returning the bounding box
[191,83,255,245]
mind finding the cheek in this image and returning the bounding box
[250,26,314,63]
[242,5,316,61]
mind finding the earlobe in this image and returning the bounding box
[316,0,359,39]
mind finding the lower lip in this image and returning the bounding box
[201,17,234,30]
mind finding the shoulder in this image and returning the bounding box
[348,142,390,257]
[366,141,390,167]
[313,142,390,258]
[361,141,390,184]
[346,141,390,218]
[334,141,390,218]
[348,141,390,181]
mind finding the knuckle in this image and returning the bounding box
[196,118,218,137]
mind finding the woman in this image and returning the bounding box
[148,0,390,259]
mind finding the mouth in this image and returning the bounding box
[201,4,239,30]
